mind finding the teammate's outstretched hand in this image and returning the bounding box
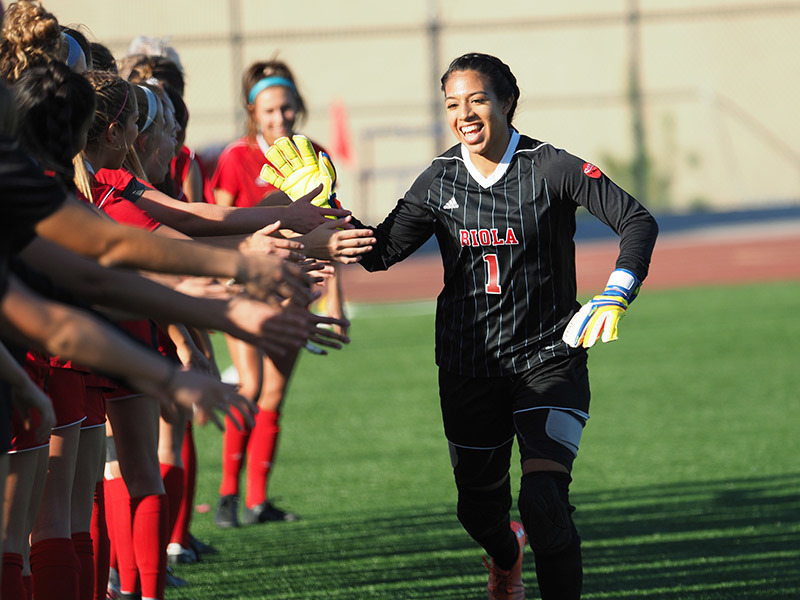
[562,268,640,348]
[162,367,256,432]
[280,185,352,233]
[296,216,376,263]
[12,376,56,443]
[282,303,350,354]
[241,221,307,261]
[238,253,315,306]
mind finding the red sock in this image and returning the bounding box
[91,481,110,600]
[245,410,281,508]
[219,412,251,497]
[131,494,168,600]
[30,538,80,600]
[2,552,26,600]
[72,531,94,600]
[104,480,117,572]
[105,478,138,594]
[160,464,185,540]
[22,574,33,600]
[174,422,197,547]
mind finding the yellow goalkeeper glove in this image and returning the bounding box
[260,135,339,210]
[562,269,640,349]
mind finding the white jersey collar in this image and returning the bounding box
[460,128,520,189]
[256,133,270,156]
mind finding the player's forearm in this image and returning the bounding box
[137,188,288,237]
[0,276,173,387]
[18,238,239,334]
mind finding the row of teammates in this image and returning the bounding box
[0,1,379,600]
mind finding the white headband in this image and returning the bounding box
[137,85,158,133]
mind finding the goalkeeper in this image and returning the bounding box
[261,52,658,600]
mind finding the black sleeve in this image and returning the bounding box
[548,147,658,282]
[0,135,67,301]
[120,177,148,202]
[350,170,438,273]
[0,136,67,240]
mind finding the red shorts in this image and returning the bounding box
[48,367,87,429]
[82,372,115,428]
[11,359,51,453]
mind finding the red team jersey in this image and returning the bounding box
[91,170,161,232]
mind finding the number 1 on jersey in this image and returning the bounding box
[483,253,501,294]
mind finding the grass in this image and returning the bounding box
[167,281,800,599]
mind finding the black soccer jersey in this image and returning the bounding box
[355,131,658,377]
[0,134,66,299]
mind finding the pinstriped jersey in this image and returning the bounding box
[356,130,658,377]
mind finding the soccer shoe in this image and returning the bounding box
[483,521,527,600]
[165,565,188,588]
[242,501,299,524]
[167,541,198,565]
[189,533,218,556]
[215,494,240,528]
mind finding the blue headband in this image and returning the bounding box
[63,33,84,68]
[247,76,295,105]
[137,85,158,133]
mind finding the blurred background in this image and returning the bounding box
[44,0,800,224]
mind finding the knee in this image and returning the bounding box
[456,475,512,539]
[518,471,579,556]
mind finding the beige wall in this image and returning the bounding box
[44,0,800,220]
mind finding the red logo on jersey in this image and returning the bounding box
[459,228,519,247]
[582,162,602,179]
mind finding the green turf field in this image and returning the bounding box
[168,281,800,599]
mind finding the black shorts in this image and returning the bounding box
[439,352,590,481]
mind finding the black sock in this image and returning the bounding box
[486,522,519,570]
[534,538,582,600]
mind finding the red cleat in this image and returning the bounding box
[483,521,527,599]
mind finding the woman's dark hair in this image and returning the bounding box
[121,53,184,96]
[441,53,520,126]
[13,60,95,191]
[242,59,306,138]
[89,42,117,72]
[83,70,137,149]
[163,82,187,130]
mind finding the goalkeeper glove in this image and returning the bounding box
[259,135,340,210]
[562,268,640,349]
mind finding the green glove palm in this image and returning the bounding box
[259,135,339,210]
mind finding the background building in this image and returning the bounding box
[46,0,800,223]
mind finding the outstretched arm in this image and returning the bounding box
[136,185,352,236]
[33,196,315,306]
[18,237,335,357]
[0,275,255,430]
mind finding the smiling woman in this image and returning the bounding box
[334,52,659,600]
[443,57,516,176]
